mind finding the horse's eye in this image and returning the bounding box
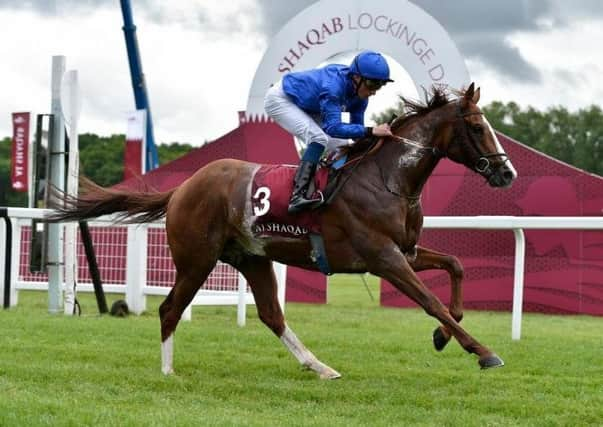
[472,124,484,134]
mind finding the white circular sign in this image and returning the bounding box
[246,0,470,116]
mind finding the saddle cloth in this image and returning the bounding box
[250,164,330,238]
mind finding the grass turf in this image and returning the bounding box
[1,274,602,426]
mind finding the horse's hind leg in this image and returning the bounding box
[235,254,341,379]
[159,227,223,375]
[159,269,214,374]
[410,246,464,351]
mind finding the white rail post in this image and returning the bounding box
[181,303,192,321]
[63,220,77,316]
[237,272,247,327]
[512,228,526,340]
[0,218,21,308]
[9,220,22,307]
[0,219,5,307]
[125,224,147,315]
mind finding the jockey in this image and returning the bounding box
[264,50,395,214]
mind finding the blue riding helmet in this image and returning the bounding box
[349,51,394,82]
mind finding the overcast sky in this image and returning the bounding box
[1,0,603,145]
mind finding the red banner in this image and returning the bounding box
[11,112,30,192]
[123,110,146,180]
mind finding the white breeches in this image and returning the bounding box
[264,80,351,153]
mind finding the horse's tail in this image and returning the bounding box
[46,177,175,224]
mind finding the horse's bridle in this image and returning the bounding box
[437,99,510,174]
[343,97,511,201]
[387,99,509,173]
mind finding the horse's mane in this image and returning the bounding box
[392,86,452,130]
[340,86,456,159]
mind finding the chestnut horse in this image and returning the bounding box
[49,83,517,379]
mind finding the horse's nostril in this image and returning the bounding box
[503,171,515,182]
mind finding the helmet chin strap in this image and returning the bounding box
[352,75,364,96]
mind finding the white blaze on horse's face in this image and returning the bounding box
[452,84,518,189]
[484,117,518,187]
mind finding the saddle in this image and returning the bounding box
[250,140,382,275]
[250,163,340,234]
[250,161,345,275]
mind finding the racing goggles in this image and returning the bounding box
[363,78,388,90]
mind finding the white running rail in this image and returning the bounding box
[0,207,287,325]
[2,208,601,338]
[424,216,603,339]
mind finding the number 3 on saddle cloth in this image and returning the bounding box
[251,164,336,275]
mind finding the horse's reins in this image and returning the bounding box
[338,138,384,169]
[327,98,512,204]
[333,134,431,203]
[322,136,383,205]
[338,133,433,171]
[378,135,433,201]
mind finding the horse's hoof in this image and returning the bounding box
[433,326,451,352]
[319,368,342,380]
[479,354,505,369]
[162,367,174,375]
[304,360,342,379]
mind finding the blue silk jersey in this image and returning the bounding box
[282,64,369,139]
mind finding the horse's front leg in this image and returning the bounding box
[368,242,503,369]
[409,246,464,352]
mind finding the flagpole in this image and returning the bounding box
[119,0,159,172]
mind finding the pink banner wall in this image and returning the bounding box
[381,133,603,316]
[118,119,327,304]
[117,121,603,312]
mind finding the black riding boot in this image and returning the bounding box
[288,160,322,214]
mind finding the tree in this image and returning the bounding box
[1,133,195,206]
[482,103,603,176]
[157,142,194,164]
[79,133,125,186]
[78,135,194,186]
[372,97,603,177]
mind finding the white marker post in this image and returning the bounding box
[61,70,82,315]
[47,56,66,313]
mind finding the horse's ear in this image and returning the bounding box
[472,87,481,104]
[464,82,475,101]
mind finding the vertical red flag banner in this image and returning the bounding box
[11,112,30,192]
[123,110,146,180]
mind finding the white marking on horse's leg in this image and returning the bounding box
[280,324,341,379]
[161,334,174,375]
